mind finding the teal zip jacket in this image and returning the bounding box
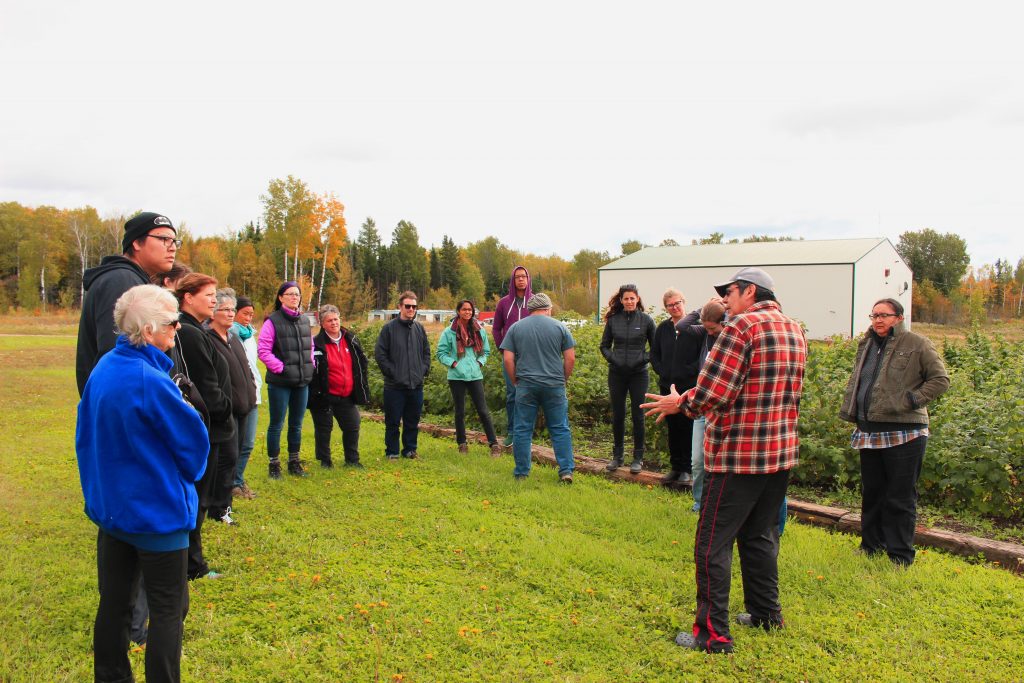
[436,326,491,381]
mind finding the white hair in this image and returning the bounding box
[215,287,237,312]
[114,284,179,346]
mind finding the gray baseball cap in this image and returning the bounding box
[714,267,775,296]
[527,292,552,311]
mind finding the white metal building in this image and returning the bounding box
[597,238,912,339]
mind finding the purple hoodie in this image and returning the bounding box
[492,265,533,348]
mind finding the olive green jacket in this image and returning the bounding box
[839,325,950,426]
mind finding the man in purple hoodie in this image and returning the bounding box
[491,266,532,446]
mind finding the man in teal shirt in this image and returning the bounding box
[499,293,576,482]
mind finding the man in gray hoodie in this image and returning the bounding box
[490,265,532,446]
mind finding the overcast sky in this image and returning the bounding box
[2,1,1022,268]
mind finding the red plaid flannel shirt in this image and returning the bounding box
[681,300,807,474]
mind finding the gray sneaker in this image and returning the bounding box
[605,457,624,472]
[630,459,643,474]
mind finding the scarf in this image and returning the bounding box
[233,322,254,341]
[452,316,484,357]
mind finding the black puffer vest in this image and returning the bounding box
[265,309,314,387]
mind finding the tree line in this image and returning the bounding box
[1,180,1019,324]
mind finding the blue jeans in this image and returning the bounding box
[512,382,574,477]
[266,384,308,459]
[383,386,423,456]
[691,417,706,507]
[234,407,259,487]
[502,365,516,443]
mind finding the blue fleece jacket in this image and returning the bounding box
[76,337,210,551]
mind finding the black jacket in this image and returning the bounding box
[651,318,676,386]
[600,309,656,374]
[308,327,370,408]
[76,256,149,396]
[670,309,705,391]
[173,312,235,443]
[208,328,257,418]
[373,317,431,389]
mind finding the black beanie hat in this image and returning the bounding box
[235,295,254,311]
[123,212,175,253]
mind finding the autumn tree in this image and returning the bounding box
[571,248,611,296]
[896,229,970,295]
[260,175,318,280]
[466,236,515,300]
[620,239,647,256]
[692,231,724,245]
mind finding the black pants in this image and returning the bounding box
[207,435,238,519]
[693,469,790,652]
[661,383,693,473]
[95,530,189,683]
[449,379,498,445]
[608,368,648,458]
[188,441,221,579]
[860,436,927,565]
[312,395,361,465]
[382,386,423,456]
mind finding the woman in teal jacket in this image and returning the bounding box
[437,300,501,456]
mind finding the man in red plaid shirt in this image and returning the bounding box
[643,267,807,654]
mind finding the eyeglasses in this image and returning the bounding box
[145,234,182,249]
[665,300,683,308]
[403,303,418,309]
[216,307,236,314]
[281,291,301,298]
[868,313,899,320]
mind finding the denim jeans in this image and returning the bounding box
[691,417,706,507]
[266,384,309,459]
[502,365,516,443]
[382,386,423,456]
[234,407,259,487]
[511,382,574,477]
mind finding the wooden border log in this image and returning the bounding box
[362,414,1024,574]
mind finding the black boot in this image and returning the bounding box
[663,470,682,485]
[630,455,644,474]
[287,454,308,477]
[606,453,624,471]
[268,459,282,479]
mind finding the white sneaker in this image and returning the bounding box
[219,507,236,526]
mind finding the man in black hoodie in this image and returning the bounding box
[76,212,180,396]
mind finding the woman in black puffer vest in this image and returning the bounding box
[600,283,656,474]
[257,281,315,478]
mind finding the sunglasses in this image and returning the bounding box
[403,303,418,309]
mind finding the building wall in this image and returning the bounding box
[852,242,915,332]
[598,263,856,339]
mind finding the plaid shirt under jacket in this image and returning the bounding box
[680,300,807,474]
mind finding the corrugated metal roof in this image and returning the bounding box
[600,238,892,270]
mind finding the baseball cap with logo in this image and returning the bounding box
[122,212,175,252]
[714,267,775,297]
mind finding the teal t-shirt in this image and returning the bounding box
[499,314,575,387]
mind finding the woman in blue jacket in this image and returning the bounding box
[76,284,209,683]
[437,300,501,456]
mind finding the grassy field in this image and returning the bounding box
[2,334,1024,681]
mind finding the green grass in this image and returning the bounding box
[2,335,1023,682]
